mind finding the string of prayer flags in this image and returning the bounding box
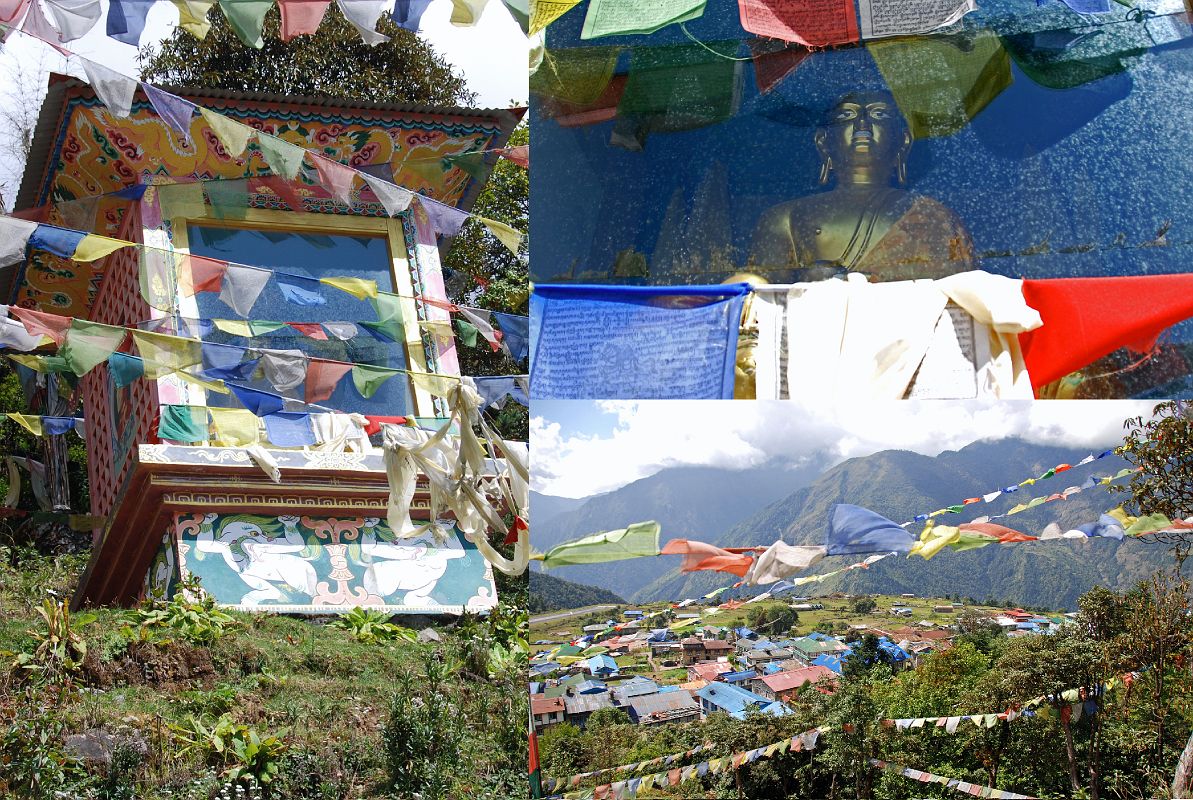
[792,552,895,587]
[538,520,661,568]
[530,284,750,399]
[580,0,706,39]
[2,413,85,437]
[869,759,1038,799]
[541,743,718,794]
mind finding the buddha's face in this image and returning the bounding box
[817,93,909,177]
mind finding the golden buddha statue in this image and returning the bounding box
[748,92,974,282]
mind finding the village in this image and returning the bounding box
[530,592,1074,733]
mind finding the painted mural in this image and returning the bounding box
[172,513,498,615]
[143,530,179,601]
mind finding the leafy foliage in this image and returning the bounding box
[9,597,95,681]
[137,5,472,106]
[1115,400,1193,540]
[383,650,464,800]
[326,606,416,644]
[126,576,242,644]
[171,714,287,786]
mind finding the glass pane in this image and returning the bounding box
[186,224,415,416]
[531,0,1193,397]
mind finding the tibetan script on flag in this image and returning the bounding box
[737,0,860,48]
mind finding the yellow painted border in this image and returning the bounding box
[152,202,433,416]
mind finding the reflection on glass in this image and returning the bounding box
[530,0,1193,397]
[187,224,416,416]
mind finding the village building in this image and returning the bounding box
[627,690,701,726]
[751,665,837,703]
[531,695,566,732]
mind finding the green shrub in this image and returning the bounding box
[382,651,463,800]
[326,607,416,644]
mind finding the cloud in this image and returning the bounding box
[531,400,1154,498]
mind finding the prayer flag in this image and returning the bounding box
[745,541,827,584]
[263,411,316,447]
[141,83,196,139]
[27,224,85,258]
[478,216,524,254]
[360,173,414,216]
[9,413,42,436]
[171,0,215,38]
[311,154,357,205]
[393,0,433,29]
[177,254,227,296]
[455,319,479,348]
[200,342,259,381]
[276,0,332,37]
[738,0,858,47]
[158,405,207,443]
[450,0,489,25]
[257,348,308,394]
[219,264,271,316]
[209,407,260,446]
[256,134,308,179]
[200,107,254,157]
[60,319,127,375]
[410,371,458,398]
[362,291,403,341]
[458,306,501,351]
[219,0,272,47]
[79,58,137,117]
[42,0,103,41]
[530,284,749,399]
[1020,274,1193,390]
[352,363,402,398]
[276,273,328,306]
[105,0,151,43]
[131,329,202,377]
[288,322,328,340]
[0,216,37,267]
[826,504,917,555]
[540,521,661,568]
[499,144,529,167]
[337,0,390,44]
[107,352,144,388]
[10,306,71,344]
[581,0,705,38]
[42,416,76,436]
[72,234,127,261]
[417,197,470,237]
[228,383,285,416]
[320,275,377,299]
[661,539,756,577]
[305,359,353,403]
[323,322,358,340]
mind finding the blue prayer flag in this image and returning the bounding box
[393,0,433,28]
[1076,514,1125,540]
[201,342,259,381]
[228,383,285,417]
[107,352,144,388]
[529,284,750,400]
[106,0,154,45]
[141,83,195,138]
[42,416,76,436]
[419,197,469,237]
[493,311,529,362]
[263,412,316,447]
[276,272,328,306]
[825,504,916,556]
[27,224,85,258]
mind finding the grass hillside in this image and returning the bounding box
[0,548,527,800]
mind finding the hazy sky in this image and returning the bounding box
[532,400,1157,498]
[0,0,528,204]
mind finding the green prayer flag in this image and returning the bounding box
[1026,496,1048,509]
[445,152,488,180]
[219,0,272,48]
[540,521,661,568]
[352,363,402,398]
[205,178,250,221]
[256,134,307,180]
[131,330,202,378]
[200,107,254,157]
[1039,468,1056,480]
[248,321,288,337]
[580,0,706,39]
[455,319,479,348]
[158,405,208,443]
[363,291,404,342]
[60,320,128,376]
[945,504,965,514]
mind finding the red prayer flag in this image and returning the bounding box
[505,515,528,545]
[748,37,811,95]
[276,0,332,38]
[1018,274,1193,390]
[416,295,461,313]
[737,0,860,48]
[179,254,228,295]
[10,306,71,344]
[304,359,354,404]
[662,538,755,576]
[363,415,408,436]
[288,322,329,340]
[499,145,529,168]
[958,522,1036,543]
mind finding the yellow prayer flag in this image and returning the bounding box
[410,371,459,398]
[320,276,378,300]
[9,413,43,437]
[213,319,254,337]
[171,0,215,38]
[72,235,129,262]
[200,107,254,157]
[209,408,261,446]
[157,183,207,219]
[450,0,488,26]
[177,370,229,394]
[131,330,202,378]
[478,216,524,255]
[1006,503,1029,515]
[529,0,581,34]
[418,319,455,340]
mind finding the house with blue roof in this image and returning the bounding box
[695,681,788,720]
[720,669,757,685]
[582,654,619,678]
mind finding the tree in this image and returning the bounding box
[852,596,877,614]
[138,6,472,105]
[1115,401,1193,548]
